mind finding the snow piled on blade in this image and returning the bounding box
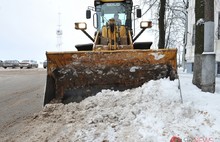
[4,74,220,142]
[150,53,165,60]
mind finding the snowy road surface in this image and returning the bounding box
[0,68,219,141]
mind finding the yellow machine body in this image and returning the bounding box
[44,0,177,105]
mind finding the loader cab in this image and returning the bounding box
[95,2,132,30]
[75,0,152,51]
[86,1,137,31]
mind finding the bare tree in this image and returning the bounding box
[192,0,204,88]
[139,0,187,59]
[158,0,166,49]
[165,1,186,49]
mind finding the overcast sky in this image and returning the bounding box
[0,0,153,61]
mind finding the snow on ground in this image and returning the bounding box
[2,69,220,142]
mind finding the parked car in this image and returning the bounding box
[2,60,20,69]
[0,60,3,67]
[43,60,47,69]
[19,60,38,69]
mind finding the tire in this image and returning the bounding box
[27,65,32,69]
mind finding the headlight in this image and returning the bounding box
[75,22,87,30]
[140,21,152,29]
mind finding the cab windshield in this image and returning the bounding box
[96,3,130,30]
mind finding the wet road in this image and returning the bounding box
[0,69,46,132]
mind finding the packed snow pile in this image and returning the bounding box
[2,72,220,142]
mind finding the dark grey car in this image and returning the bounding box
[2,60,20,69]
[0,60,3,67]
[43,60,47,69]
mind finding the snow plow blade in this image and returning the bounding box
[44,49,177,105]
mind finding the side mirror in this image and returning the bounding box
[136,9,141,18]
[86,10,91,19]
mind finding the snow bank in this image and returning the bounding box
[2,73,220,142]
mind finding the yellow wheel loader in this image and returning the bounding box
[44,0,177,105]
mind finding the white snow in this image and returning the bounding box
[150,53,165,60]
[196,18,205,26]
[130,66,142,72]
[3,68,220,142]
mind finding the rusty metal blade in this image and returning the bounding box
[44,49,177,105]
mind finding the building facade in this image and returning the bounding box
[185,0,220,75]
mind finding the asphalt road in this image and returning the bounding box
[0,68,46,134]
